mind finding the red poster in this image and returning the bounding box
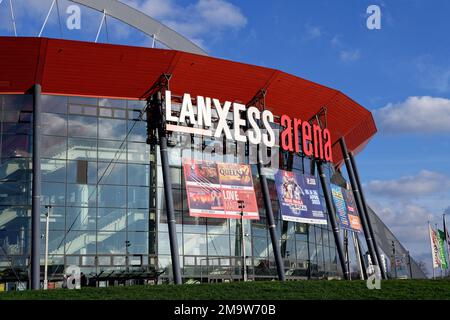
[183,159,259,219]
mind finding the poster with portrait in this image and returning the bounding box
[274,170,327,225]
[182,159,259,219]
[331,185,362,232]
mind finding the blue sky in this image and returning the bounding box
[1,0,449,275]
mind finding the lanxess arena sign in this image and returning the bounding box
[165,90,333,161]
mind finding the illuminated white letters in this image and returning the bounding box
[262,110,275,147]
[246,106,261,145]
[213,99,232,140]
[66,5,81,30]
[165,90,178,122]
[163,90,332,160]
[366,5,381,30]
[179,93,196,124]
[233,102,247,143]
[197,96,212,127]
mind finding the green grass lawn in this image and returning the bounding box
[1,279,450,300]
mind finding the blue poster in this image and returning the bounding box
[331,185,362,232]
[274,170,327,225]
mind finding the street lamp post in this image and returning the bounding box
[43,205,52,290]
[125,240,131,273]
[237,200,247,282]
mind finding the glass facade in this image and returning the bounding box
[0,94,342,286]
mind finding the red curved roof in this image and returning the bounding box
[0,36,376,165]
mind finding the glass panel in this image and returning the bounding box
[66,184,96,207]
[66,256,79,265]
[127,100,146,110]
[65,230,96,255]
[69,96,98,106]
[0,109,32,135]
[98,185,126,208]
[42,135,66,159]
[2,95,33,111]
[97,162,126,185]
[183,233,207,255]
[114,109,127,119]
[127,163,149,186]
[68,138,97,160]
[99,108,113,118]
[42,182,65,206]
[127,232,148,254]
[183,213,206,234]
[128,209,149,231]
[127,120,147,142]
[98,208,126,231]
[42,113,67,136]
[296,241,309,261]
[98,118,127,140]
[98,140,126,161]
[98,256,111,266]
[40,206,65,231]
[98,98,126,108]
[42,95,68,114]
[40,230,65,255]
[97,231,126,254]
[113,256,126,266]
[68,115,97,138]
[157,232,182,255]
[128,186,149,209]
[0,158,31,181]
[42,159,66,182]
[207,218,229,234]
[1,135,32,158]
[82,256,96,266]
[69,104,97,116]
[207,234,230,256]
[127,142,149,163]
[253,236,268,258]
[67,160,97,184]
[66,207,96,231]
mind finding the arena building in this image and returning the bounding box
[0,0,425,290]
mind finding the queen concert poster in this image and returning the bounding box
[182,159,259,219]
[274,170,327,225]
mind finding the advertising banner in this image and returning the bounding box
[331,185,362,232]
[182,159,259,219]
[429,224,442,268]
[438,230,449,269]
[274,170,327,225]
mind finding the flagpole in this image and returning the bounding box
[435,223,442,278]
[444,213,450,277]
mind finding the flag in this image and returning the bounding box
[429,224,441,268]
[437,229,449,269]
[444,215,450,246]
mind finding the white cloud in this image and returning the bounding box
[340,49,360,62]
[374,96,450,134]
[414,55,450,93]
[365,169,450,277]
[195,0,247,28]
[330,34,342,48]
[371,201,434,230]
[122,0,247,49]
[325,34,360,64]
[303,24,322,40]
[365,170,450,198]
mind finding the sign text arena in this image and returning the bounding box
[165,91,333,162]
